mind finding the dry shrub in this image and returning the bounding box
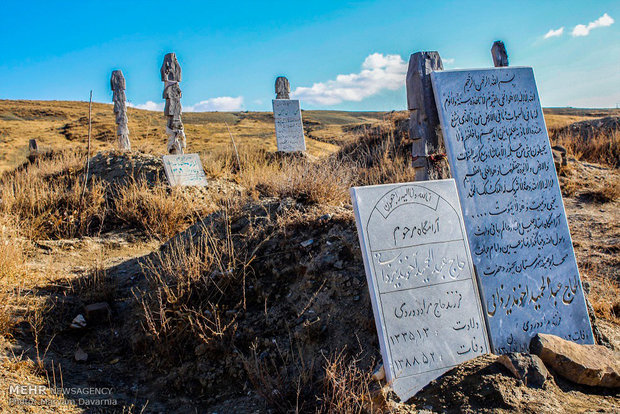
[552,129,620,168]
[0,215,26,339]
[0,150,107,239]
[319,352,390,414]
[136,217,241,363]
[114,179,206,240]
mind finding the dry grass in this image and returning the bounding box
[0,151,107,239]
[551,129,620,168]
[114,179,208,240]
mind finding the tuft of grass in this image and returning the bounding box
[551,129,619,168]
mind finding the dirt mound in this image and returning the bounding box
[88,151,166,187]
[412,354,620,413]
[128,197,381,411]
[553,116,619,140]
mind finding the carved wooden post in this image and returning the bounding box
[491,41,509,67]
[161,53,186,154]
[275,76,290,99]
[406,51,448,180]
[110,70,131,150]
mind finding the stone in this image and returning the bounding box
[161,53,185,154]
[74,346,88,362]
[372,363,385,381]
[70,314,87,329]
[406,51,445,181]
[552,145,568,170]
[162,153,208,187]
[272,99,306,152]
[491,41,509,67]
[531,333,620,388]
[275,76,290,99]
[110,70,131,150]
[497,352,549,388]
[84,302,111,323]
[351,179,490,401]
[431,67,594,354]
[28,139,38,154]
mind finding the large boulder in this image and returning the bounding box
[497,353,550,388]
[530,333,620,388]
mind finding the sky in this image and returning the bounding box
[0,1,618,112]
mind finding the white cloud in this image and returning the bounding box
[129,96,244,112]
[572,13,614,37]
[544,27,564,39]
[185,96,244,112]
[291,53,407,105]
[128,100,163,111]
[442,58,455,65]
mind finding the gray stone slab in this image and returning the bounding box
[430,67,594,354]
[272,99,306,152]
[351,179,489,401]
[162,153,208,187]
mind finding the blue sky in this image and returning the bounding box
[0,1,618,111]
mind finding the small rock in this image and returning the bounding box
[75,347,88,362]
[300,239,314,247]
[530,333,620,388]
[497,352,549,388]
[84,302,111,323]
[319,213,332,221]
[70,314,87,329]
[372,363,385,381]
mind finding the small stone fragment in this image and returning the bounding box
[300,239,314,247]
[70,314,87,329]
[372,363,385,381]
[84,302,111,323]
[530,333,620,388]
[497,352,549,388]
[75,347,88,362]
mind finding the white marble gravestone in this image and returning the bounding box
[272,99,306,152]
[162,153,208,187]
[351,179,489,401]
[431,67,594,354]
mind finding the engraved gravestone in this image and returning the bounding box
[430,67,594,354]
[351,179,489,401]
[272,100,306,152]
[162,153,208,187]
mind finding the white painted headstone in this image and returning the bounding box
[162,153,208,187]
[351,179,489,401]
[272,99,306,152]
[431,67,593,354]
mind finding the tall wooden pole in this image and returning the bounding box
[406,51,448,180]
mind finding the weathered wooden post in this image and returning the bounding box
[275,76,290,99]
[161,53,186,154]
[406,51,449,180]
[491,41,509,67]
[110,70,131,150]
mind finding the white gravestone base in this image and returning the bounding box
[162,153,208,187]
[272,99,306,152]
[431,67,593,354]
[351,179,489,401]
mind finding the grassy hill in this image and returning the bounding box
[1,99,618,172]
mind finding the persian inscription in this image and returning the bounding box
[162,153,208,187]
[431,67,593,353]
[351,180,489,401]
[272,99,306,152]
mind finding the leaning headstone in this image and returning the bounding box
[272,78,305,152]
[162,153,208,187]
[110,70,131,150]
[161,53,186,154]
[351,179,489,401]
[431,67,594,354]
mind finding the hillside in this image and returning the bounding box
[0,101,618,412]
